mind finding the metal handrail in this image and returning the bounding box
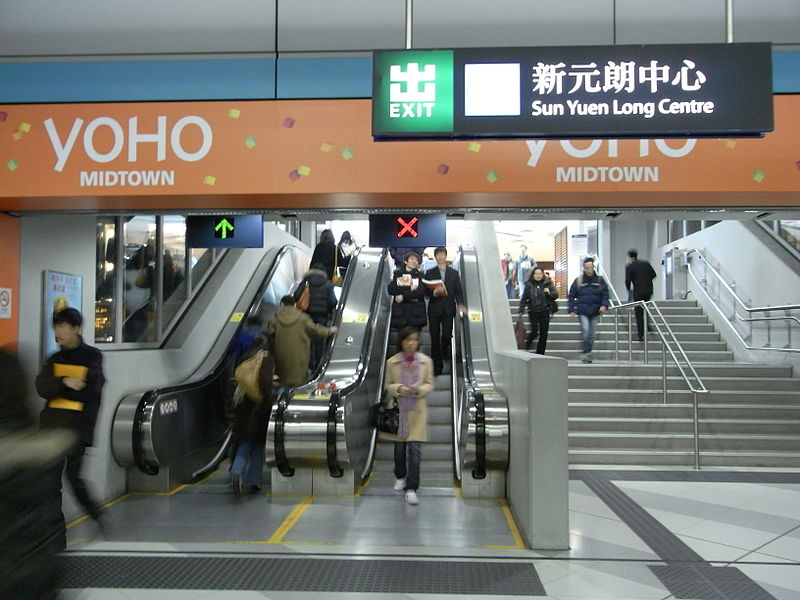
[605,299,708,470]
[593,258,623,306]
[687,250,800,353]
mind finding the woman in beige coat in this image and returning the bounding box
[382,327,434,505]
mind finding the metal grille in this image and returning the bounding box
[650,565,778,600]
[60,555,546,595]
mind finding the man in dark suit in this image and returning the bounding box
[424,247,467,376]
[625,248,657,340]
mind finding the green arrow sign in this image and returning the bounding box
[214,217,234,239]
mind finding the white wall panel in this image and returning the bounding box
[734,0,800,44]
[277,0,406,52]
[616,0,726,44]
[413,0,614,48]
[0,0,276,56]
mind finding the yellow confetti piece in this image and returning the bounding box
[724,140,737,149]
[19,122,31,133]
[320,142,333,153]
[297,165,311,176]
[228,108,241,119]
[11,132,23,141]
[752,170,765,183]
[468,142,481,153]
[486,170,499,183]
[203,175,216,185]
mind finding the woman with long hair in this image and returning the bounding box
[310,229,336,280]
[381,328,433,505]
[518,266,559,354]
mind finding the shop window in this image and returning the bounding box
[123,216,157,343]
[94,218,117,343]
[162,216,188,327]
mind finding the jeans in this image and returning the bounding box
[394,441,422,491]
[505,281,515,299]
[230,437,265,487]
[579,313,600,354]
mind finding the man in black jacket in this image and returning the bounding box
[424,247,467,376]
[36,308,106,525]
[625,249,657,341]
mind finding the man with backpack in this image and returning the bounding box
[567,257,609,364]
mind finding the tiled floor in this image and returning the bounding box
[60,469,800,600]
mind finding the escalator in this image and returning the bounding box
[111,243,310,488]
[268,245,509,496]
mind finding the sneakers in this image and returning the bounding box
[581,353,592,364]
[405,490,419,505]
[393,478,406,492]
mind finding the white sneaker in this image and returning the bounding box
[405,490,419,505]
[394,478,406,492]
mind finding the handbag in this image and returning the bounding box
[295,281,310,311]
[514,317,527,349]
[375,399,399,434]
[332,246,344,286]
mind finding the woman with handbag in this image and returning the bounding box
[381,328,434,505]
[334,230,355,285]
[518,267,559,354]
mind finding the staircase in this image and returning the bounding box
[366,330,456,495]
[511,298,800,468]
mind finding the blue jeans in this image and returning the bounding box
[579,314,600,354]
[230,438,265,487]
[394,441,422,491]
[505,281,515,299]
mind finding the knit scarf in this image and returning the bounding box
[397,352,420,439]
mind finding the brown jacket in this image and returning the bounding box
[267,305,331,387]
[380,352,434,442]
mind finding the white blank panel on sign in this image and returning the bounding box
[464,63,521,116]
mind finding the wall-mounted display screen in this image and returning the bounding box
[368,213,446,248]
[186,215,263,248]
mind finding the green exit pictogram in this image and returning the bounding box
[214,217,234,239]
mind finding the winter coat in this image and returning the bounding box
[567,273,610,316]
[310,240,337,280]
[520,277,559,314]
[380,352,434,442]
[35,337,105,446]
[387,267,428,330]
[267,305,331,387]
[294,268,337,319]
[424,265,465,318]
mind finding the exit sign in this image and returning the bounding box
[369,213,446,248]
[186,215,264,248]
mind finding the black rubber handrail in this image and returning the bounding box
[472,390,486,479]
[326,390,344,477]
[273,389,294,477]
[132,390,159,475]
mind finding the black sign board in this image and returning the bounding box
[186,214,264,248]
[369,213,446,248]
[373,42,773,139]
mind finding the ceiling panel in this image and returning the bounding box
[277,0,406,52]
[0,0,276,57]
[413,0,614,48]
[734,0,800,44]
[616,0,726,44]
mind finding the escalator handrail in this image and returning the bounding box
[454,248,488,479]
[326,390,344,477]
[273,387,294,477]
[130,244,303,474]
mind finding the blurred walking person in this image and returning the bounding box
[518,267,559,354]
[568,258,609,364]
[625,248,657,341]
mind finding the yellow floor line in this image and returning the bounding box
[498,498,526,549]
[267,495,313,544]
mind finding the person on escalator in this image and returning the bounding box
[424,247,467,376]
[381,328,434,506]
[294,263,338,372]
[387,251,428,331]
[310,229,337,280]
[267,295,338,388]
[229,334,275,495]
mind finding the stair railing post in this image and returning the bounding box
[614,309,620,360]
[627,307,633,362]
[662,341,668,404]
[643,304,649,365]
[693,391,700,470]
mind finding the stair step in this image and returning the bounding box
[567,363,794,377]
[569,417,800,435]
[568,389,800,404]
[568,375,799,391]
[569,432,800,451]
[375,441,453,461]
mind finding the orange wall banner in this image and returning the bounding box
[0,213,20,348]
[0,96,798,210]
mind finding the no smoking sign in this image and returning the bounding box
[0,288,11,319]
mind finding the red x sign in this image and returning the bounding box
[397,217,419,238]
